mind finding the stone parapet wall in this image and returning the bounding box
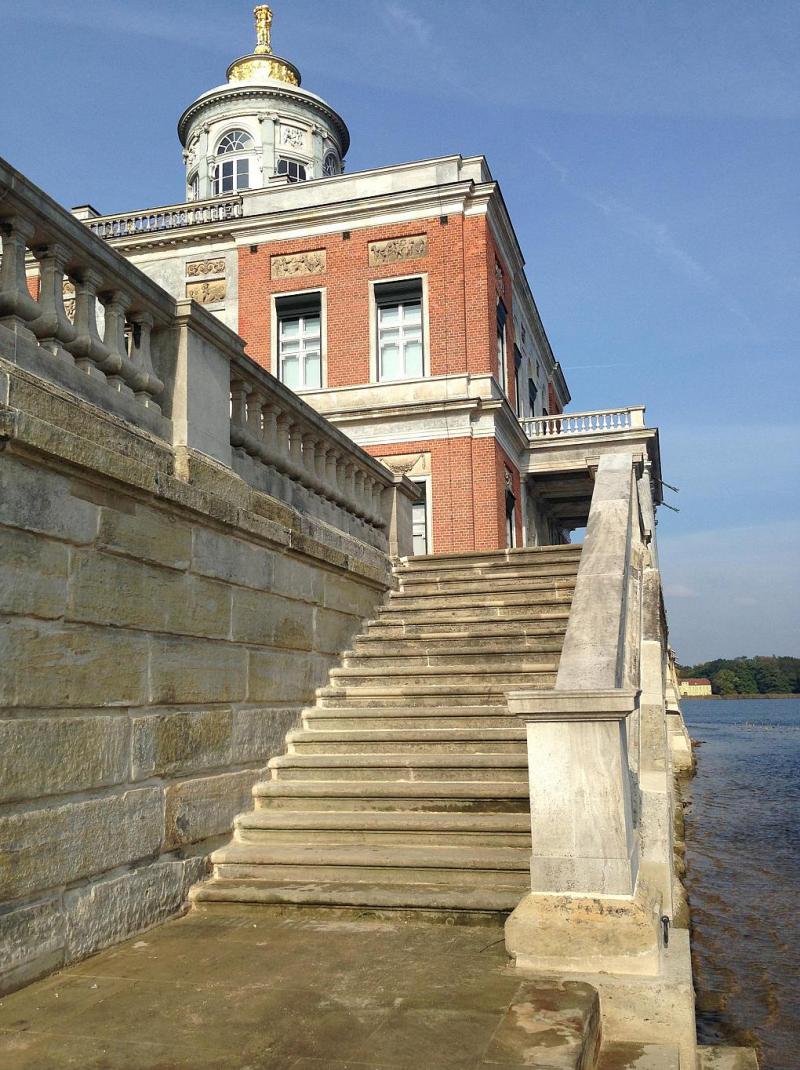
[0,358,392,995]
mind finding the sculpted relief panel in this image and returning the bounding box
[368,235,428,267]
[186,279,227,305]
[187,259,226,278]
[271,250,327,280]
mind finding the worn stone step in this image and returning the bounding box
[212,841,530,871]
[324,668,558,690]
[341,649,561,670]
[696,1046,759,1070]
[387,584,576,611]
[598,1042,680,1069]
[353,634,566,656]
[267,753,529,784]
[302,706,518,731]
[213,859,529,888]
[253,780,530,813]
[190,877,527,913]
[397,566,580,595]
[362,619,570,641]
[235,810,532,833]
[401,545,581,569]
[374,601,573,624]
[235,827,531,848]
[397,557,580,581]
[316,685,553,706]
[287,729,526,754]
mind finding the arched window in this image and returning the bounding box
[276,158,307,183]
[214,129,255,194]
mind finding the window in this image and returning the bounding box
[188,173,199,201]
[217,130,254,154]
[213,129,255,194]
[276,292,322,390]
[513,346,523,416]
[497,300,507,392]
[323,151,339,177]
[374,278,424,381]
[411,480,430,556]
[277,158,307,183]
[505,483,517,548]
[528,378,538,415]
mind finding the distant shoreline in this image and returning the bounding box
[682,693,800,701]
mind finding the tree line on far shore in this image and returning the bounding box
[679,656,800,696]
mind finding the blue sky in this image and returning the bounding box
[2,0,798,662]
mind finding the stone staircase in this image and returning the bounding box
[192,544,581,915]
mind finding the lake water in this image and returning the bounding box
[681,698,800,1070]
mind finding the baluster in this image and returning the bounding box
[127,311,164,407]
[260,402,278,464]
[301,432,319,491]
[353,469,367,519]
[325,448,340,502]
[29,243,77,362]
[69,267,110,376]
[230,378,248,448]
[315,441,330,496]
[245,386,263,455]
[288,421,304,478]
[98,290,133,396]
[275,410,291,473]
[0,216,39,339]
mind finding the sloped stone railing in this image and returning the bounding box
[229,352,402,544]
[521,405,646,439]
[87,195,244,239]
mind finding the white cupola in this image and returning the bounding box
[178,5,350,202]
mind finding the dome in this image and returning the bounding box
[178,5,350,202]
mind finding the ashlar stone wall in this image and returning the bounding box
[0,360,392,994]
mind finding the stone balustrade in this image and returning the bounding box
[521,405,646,439]
[0,156,174,428]
[87,195,244,239]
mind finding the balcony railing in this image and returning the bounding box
[87,196,244,239]
[521,406,646,439]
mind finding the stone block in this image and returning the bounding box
[313,607,361,655]
[0,455,98,544]
[97,503,192,571]
[323,572,381,617]
[64,861,187,961]
[164,575,232,640]
[247,649,329,704]
[231,588,314,650]
[0,527,68,620]
[270,553,324,604]
[132,708,233,780]
[0,716,130,803]
[164,770,259,848]
[68,550,181,632]
[0,898,65,996]
[191,527,275,590]
[232,707,298,764]
[0,789,164,901]
[149,637,248,705]
[0,620,149,707]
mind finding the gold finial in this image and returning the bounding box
[254,5,273,55]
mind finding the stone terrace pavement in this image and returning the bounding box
[0,907,609,1070]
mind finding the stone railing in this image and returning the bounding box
[505,451,673,979]
[86,196,244,239]
[521,405,646,439]
[0,155,414,555]
[229,351,407,547]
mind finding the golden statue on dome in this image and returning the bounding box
[253,6,273,55]
[227,4,300,86]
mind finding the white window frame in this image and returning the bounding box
[410,475,433,556]
[497,299,508,394]
[271,288,327,392]
[276,156,308,183]
[369,273,429,384]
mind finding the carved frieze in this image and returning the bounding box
[271,250,327,280]
[187,258,226,278]
[281,125,305,148]
[368,235,428,267]
[186,279,227,305]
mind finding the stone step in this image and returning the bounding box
[341,648,562,669]
[253,780,530,813]
[374,601,573,624]
[398,556,580,579]
[353,633,566,656]
[235,810,532,833]
[387,583,576,611]
[362,619,570,641]
[401,545,581,569]
[397,565,580,594]
[190,877,527,913]
[316,685,552,706]
[302,706,518,731]
[267,752,529,784]
[210,847,531,887]
[598,1042,681,1069]
[324,667,558,690]
[287,729,526,754]
[235,826,531,848]
[696,1046,759,1070]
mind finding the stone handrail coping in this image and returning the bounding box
[507,689,641,722]
[85,194,244,238]
[521,406,646,438]
[0,156,175,324]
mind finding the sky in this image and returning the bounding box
[1,0,798,663]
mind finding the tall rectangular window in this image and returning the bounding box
[375,279,424,381]
[411,480,430,556]
[513,346,523,416]
[528,378,538,415]
[276,292,322,391]
[214,158,249,194]
[497,301,508,392]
